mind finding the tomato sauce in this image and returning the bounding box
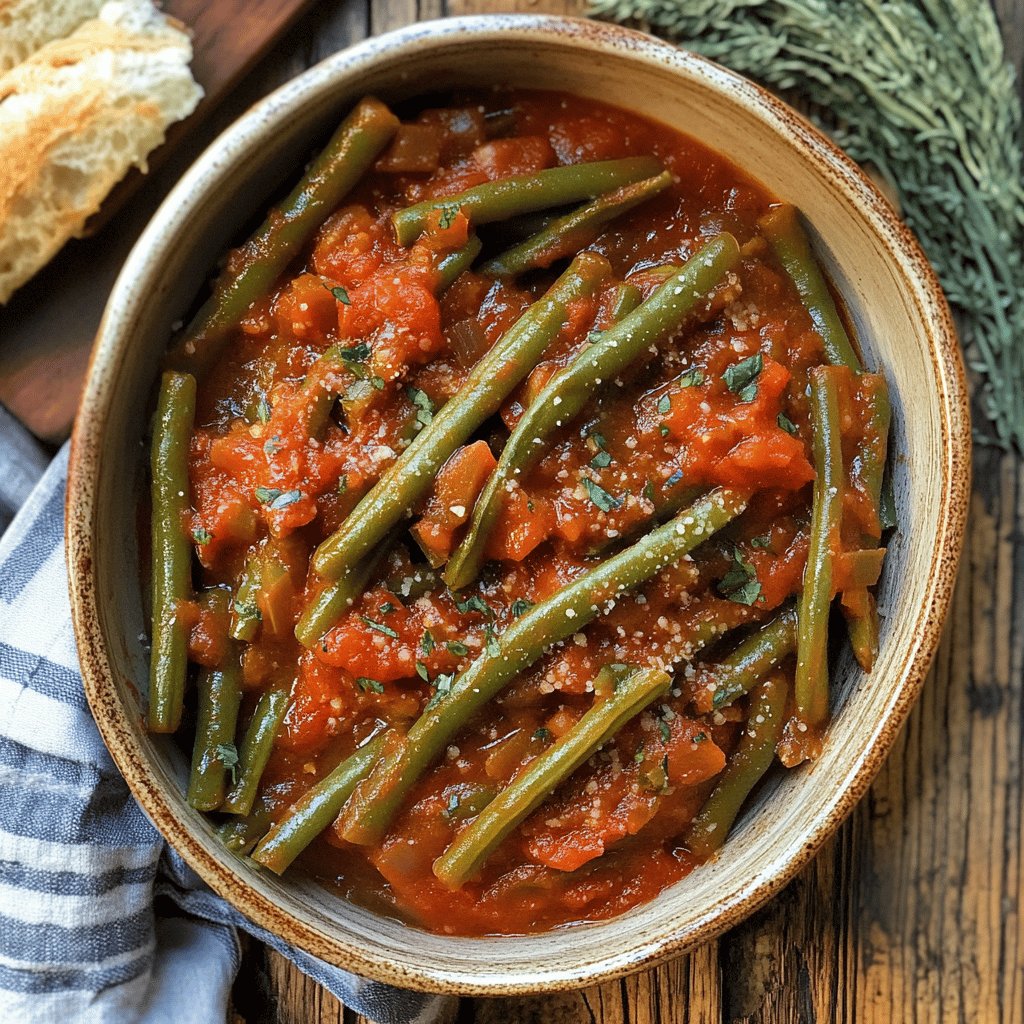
[182,90,871,935]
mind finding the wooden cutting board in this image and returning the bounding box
[0,0,316,445]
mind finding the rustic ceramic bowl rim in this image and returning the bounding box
[67,13,970,996]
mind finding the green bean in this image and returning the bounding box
[148,370,197,734]
[169,98,400,378]
[251,736,386,874]
[844,373,891,671]
[435,235,483,291]
[697,606,797,712]
[794,366,844,736]
[221,687,290,816]
[217,806,275,855]
[187,591,243,810]
[295,534,396,649]
[434,665,670,887]
[229,553,262,642]
[608,282,642,321]
[311,254,610,584]
[444,234,741,590]
[479,171,672,278]
[392,156,664,245]
[338,486,747,845]
[685,673,788,861]
[758,204,861,371]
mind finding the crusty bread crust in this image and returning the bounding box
[0,0,202,304]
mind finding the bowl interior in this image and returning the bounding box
[68,15,968,994]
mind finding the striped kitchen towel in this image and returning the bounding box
[0,416,453,1023]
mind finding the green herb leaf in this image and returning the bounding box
[339,343,371,364]
[356,676,385,694]
[751,534,772,548]
[192,526,213,546]
[455,595,493,617]
[446,640,469,656]
[777,411,799,435]
[337,474,348,495]
[425,672,455,710]
[658,424,670,437]
[643,480,655,502]
[634,745,645,764]
[415,660,430,681]
[717,546,763,605]
[484,623,500,658]
[724,353,763,402]
[678,367,705,388]
[658,718,671,744]
[534,727,552,743]
[254,396,271,424]
[442,792,461,819]
[590,431,607,450]
[215,743,240,784]
[379,602,395,615]
[583,476,622,512]
[361,616,399,639]
[406,386,435,428]
[591,450,613,469]
[657,393,672,414]
[510,598,533,617]
[327,284,351,305]
[437,202,461,230]
[421,629,435,654]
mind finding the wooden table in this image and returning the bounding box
[6,1,1020,1021]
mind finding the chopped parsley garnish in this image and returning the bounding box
[678,367,705,388]
[587,329,604,345]
[590,431,607,450]
[446,640,469,657]
[255,487,302,510]
[658,717,671,744]
[356,677,384,694]
[591,450,613,469]
[421,629,435,654]
[437,203,461,230]
[215,743,239,784]
[370,375,386,391]
[361,616,399,639]
[658,424,670,437]
[327,284,351,305]
[510,598,533,618]
[583,476,622,512]
[724,353,764,402]
[192,526,213,546]
[406,386,435,428]
[337,474,348,495]
[634,745,645,764]
[339,342,371,364]
[415,660,429,681]
[455,595,493,617]
[657,393,672,414]
[643,480,655,502]
[254,396,271,424]
[425,672,455,710]
[751,534,772,548]
[379,602,395,615]
[717,546,763,606]
[442,793,461,819]
[777,411,798,435]
[693,731,707,743]
[484,624,500,658]
[533,727,552,743]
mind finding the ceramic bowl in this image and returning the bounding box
[66,14,970,995]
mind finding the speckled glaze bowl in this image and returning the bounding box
[66,15,970,995]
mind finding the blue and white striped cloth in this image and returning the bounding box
[0,408,452,1024]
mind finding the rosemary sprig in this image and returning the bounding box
[591,0,1024,449]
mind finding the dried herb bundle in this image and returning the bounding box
[591,0,1024,449]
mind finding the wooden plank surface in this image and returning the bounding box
[2,0,1019,1020]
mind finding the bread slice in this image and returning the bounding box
[0,0,203,304]
[0,0,106,73]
